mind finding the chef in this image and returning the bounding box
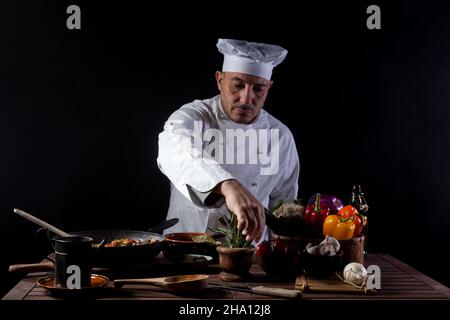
[157,38,300,242]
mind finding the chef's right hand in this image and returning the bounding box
[215,179,265,242]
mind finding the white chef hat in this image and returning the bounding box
[217,38,288,81]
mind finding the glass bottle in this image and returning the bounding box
[351,184,369,256]
[351,184,362,209]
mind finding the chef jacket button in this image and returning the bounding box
[251,182,257,187]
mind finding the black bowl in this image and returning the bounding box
[163,233,218,262]
[256,252,299,280]
[170,254,214,270]
[299,250,344,278]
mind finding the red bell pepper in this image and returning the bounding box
[337,205,367,236]
[304,193,331,230]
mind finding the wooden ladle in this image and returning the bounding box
[114,274,209,293]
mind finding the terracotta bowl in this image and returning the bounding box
[216,246,255,275]
[163,232,218,262]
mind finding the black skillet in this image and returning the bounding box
[35,218,179,268]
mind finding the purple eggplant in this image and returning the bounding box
[306,193,344,214]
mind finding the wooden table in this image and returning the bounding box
[3,253,450,300]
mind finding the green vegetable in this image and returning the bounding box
[209,211,252,248]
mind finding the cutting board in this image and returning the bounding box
[295,274,377,294]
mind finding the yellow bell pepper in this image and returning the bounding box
[323,215,355,240]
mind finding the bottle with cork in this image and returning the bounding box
[351,184,369,256]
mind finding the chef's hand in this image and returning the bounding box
[215,179,265,242]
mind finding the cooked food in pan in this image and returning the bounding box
[94,238,158,248]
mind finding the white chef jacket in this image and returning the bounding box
[157,95,300,234]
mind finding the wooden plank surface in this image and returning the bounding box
[378,254,450,299]
[296,253,450,300]
[3,253,450,300]
[2,272,48,300]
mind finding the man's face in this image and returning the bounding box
[215,71,273,124]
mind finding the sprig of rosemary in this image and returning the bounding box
[209,211,252,248]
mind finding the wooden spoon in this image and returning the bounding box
[13,208,70,237]
[114,274,209,293]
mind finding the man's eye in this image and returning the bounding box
[253,87,264,94]
[232,83,244,90]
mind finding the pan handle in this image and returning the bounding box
[147,218,179,234]
[35,228,55,257]
[9,262,54,273]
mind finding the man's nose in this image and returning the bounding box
[239,86,254,105]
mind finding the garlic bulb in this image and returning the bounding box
[343,262,367,285]
[306,236,340,256]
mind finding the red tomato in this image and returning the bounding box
[256,241,271,257]
[273,239,287,254]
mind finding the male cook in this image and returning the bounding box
[157,38,300,242]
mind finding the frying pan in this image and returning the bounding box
[10,231,167,271]
[13,208,178,269]
[70,229,166,268]
[31,228,166,269]
[62,218,179,268]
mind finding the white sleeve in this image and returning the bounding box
[157,105,235,207]
[268,131,300,209]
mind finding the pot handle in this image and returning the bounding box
[35,228,56,254]
[35,227,53,241]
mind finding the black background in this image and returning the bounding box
[1,0,449,298]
